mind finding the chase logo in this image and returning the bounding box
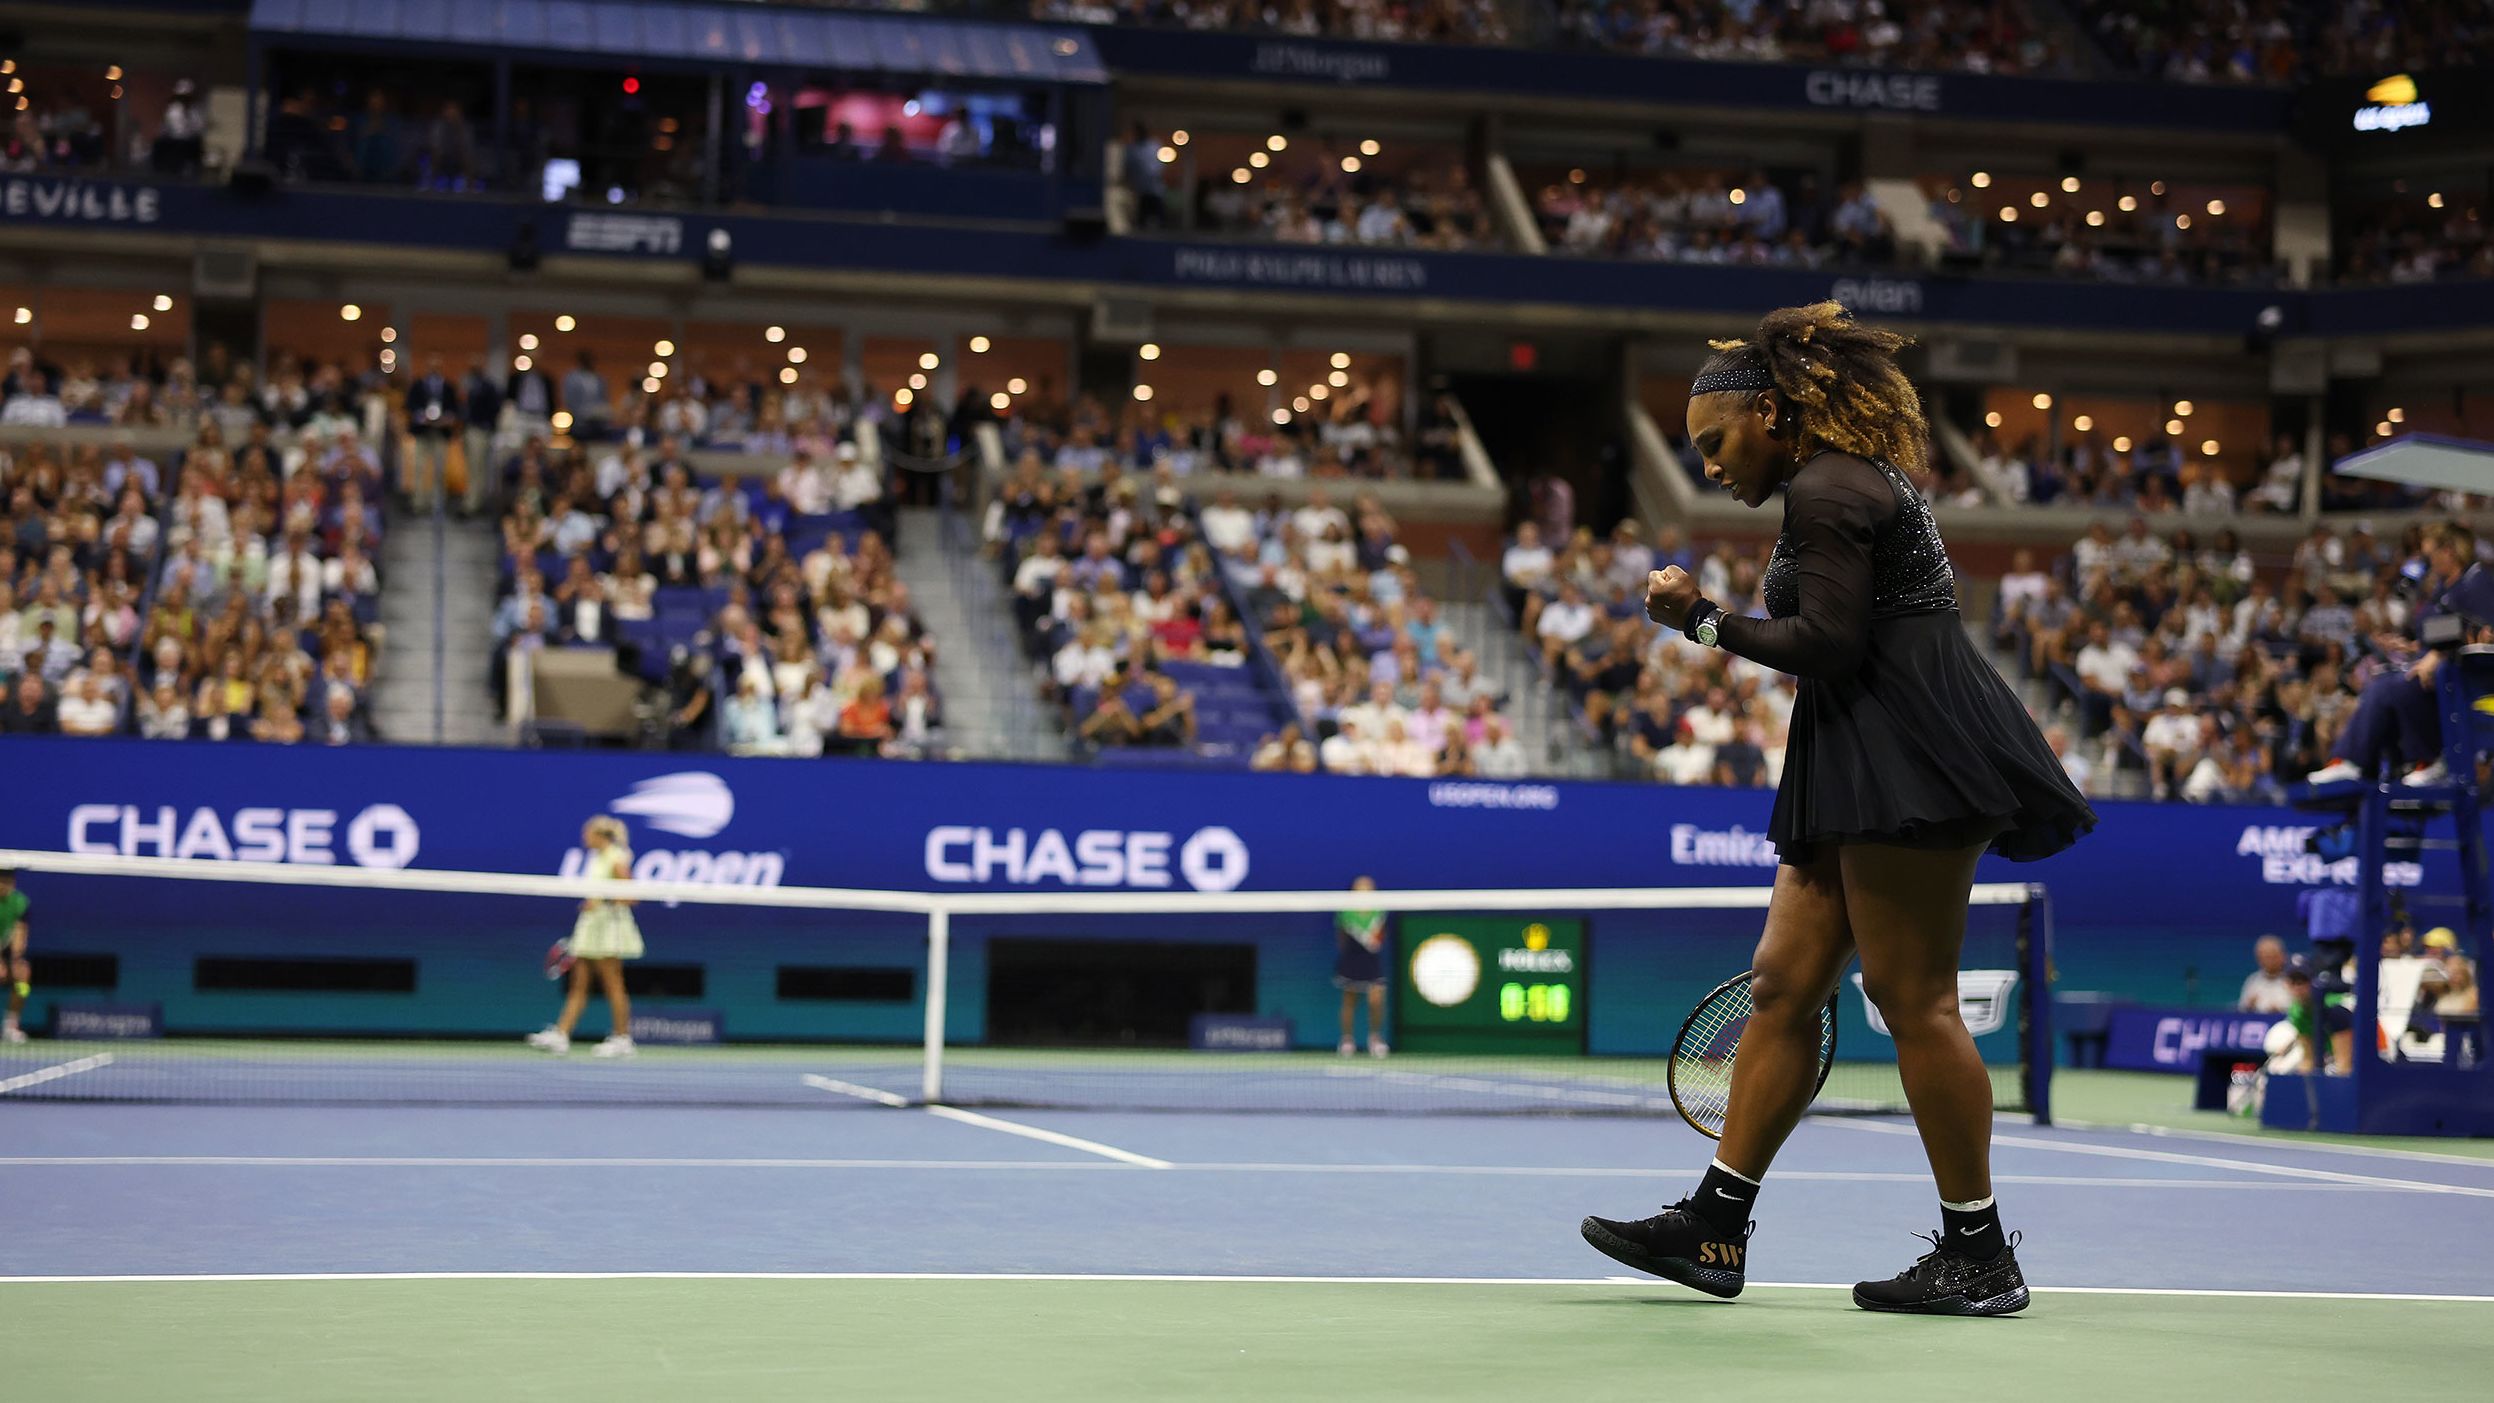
[610,772,734,839]
[923,824,1250,892]
[2353,74,2431,132]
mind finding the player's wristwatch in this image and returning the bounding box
[1685,599,1723,648]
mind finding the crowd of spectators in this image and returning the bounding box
[2337,199,2494,286]
[2,76,206,178]
[1537,170,1893,267]
[487,419,927,758]
[0,346,387,746]
[1996,517,2488,803]
[1501,516,1798,786]
[1236,487,1531,777]
[1928,182,2278,286]
[992,457,1243,756]
[995,384,1462,482]
[1186,153,1494,251]
[2077,0,2494,84]
[1035,0,1512,45]
[1557,0,2065,71]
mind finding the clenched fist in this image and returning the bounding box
[1645,567,1700,630]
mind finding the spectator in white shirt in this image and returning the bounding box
[2141,689,2204,801]
[1472,716,1528,777]
[831,443,883,511]
[2238,936,2295,1014]
[1534,582,1596,665]
[777,448,833,515]
[1320,717,1374,774]
[2182,464,2237,516]
[1052,625,1118,692]
[1201,489,1255,555]
[2073,622,2138,700]
[1291,489,1350,548]
[1501,521,1554,614]
[56,673,116,737]
[2046,723,2093,796]
[137,678,190,739]
[2251,435,2303,513]
[2069,520,2116,581]
[265,543,324,619]
[1996,549,2049,618]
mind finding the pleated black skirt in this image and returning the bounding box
[1768,611,2096,866]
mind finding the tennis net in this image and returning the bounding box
[0,849,2052,1120]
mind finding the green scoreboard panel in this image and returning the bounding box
[1394,917,1586,1055]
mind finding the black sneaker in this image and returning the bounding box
[1579,1199,1753,1299]
[1852,1231,2029,1316]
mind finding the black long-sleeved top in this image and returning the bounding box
[1719,453,1958,682]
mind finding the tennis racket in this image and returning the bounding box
[1665,971,1838,1140]
[544,938,575,981]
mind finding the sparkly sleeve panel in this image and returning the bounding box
[1717,455,1894,681]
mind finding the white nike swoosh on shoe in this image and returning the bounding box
[1715,1189,1741,1200]
[1957,1227,1985,1236]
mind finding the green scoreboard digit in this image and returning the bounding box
[1394,917,1586,1055]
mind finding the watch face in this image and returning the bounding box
[1694,618,1718,646]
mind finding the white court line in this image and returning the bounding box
[799,1075,909,1108]
[1823,1117,2494,1200]
[924,1105,1173,1169]
[0,1156,2430,1192]
[0,1271,2487,1303]
[0,1053,113,1096]
[795,1073,1174,1168]
[2047,1116,2494,1171]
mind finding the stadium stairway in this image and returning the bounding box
[895,506,1065,763]
[372,514,506,747]
[1437,597,1607,778]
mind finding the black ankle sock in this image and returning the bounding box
[1692,1160,1760,1234]
[1941,1197,2005,1261]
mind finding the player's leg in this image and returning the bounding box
[555,958,592,1036]
[1714,845,1856,1179]
[1338,987,1357,1055]
[3,951,28,1041]
[1365,984,1388,1056]
[1579,847,1854,1298]
[591,959,634,1055]
[1840,838,2028,1317]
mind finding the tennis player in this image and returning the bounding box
[1335,876,1390,1058]
[1580,303,2094,1315]
[528,817,643,1058]
[0,868,28,1044]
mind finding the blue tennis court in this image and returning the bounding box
[9,1074,2494,1401]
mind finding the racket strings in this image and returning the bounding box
[1667,975,1838,1139]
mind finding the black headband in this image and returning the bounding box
[1689,363,1776,396]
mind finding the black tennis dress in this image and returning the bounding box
[1718,452,2095,865]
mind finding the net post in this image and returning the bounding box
[2021,883,2055,1126]
[922,905,950,1105]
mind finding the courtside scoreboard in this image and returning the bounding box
[1395,917,1586,1054]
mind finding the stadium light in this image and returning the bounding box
[2086,210,2104,227]
[2031,393,2051,409]
[2206,199,2225,216]
[1259,369,1279,386]
[1249,152,1269,170]
[647,361,667,378]
[1133,385,1153,402]
[788,347,808,365]
[1172,130,1189,146]
[10,307,26,325]
[2118,195,2137,212]
[2060,176,2079,193]
[895,388,914,407]
[991,393,1010,411]
[1273,408,1291,424]
[2112,435,2132,452]
[130,314,149,331]
[1008,378,1028,395]
[655,339,675,357]
[1360,139,1380,156]
[1266,135,1286,152]
[2389,408,2406,423]
[2028,191,2047,208]
[2073,415,2093,432]
[1156,146,1175,164]
[969,336,991,353]
[2150,180,2166,195]
[339,303,362,322]
[555,315,576,332]
[919,352,940,370]
[1342,157,1361,173]
[519,334,539,351]
[2201,440,2220,457]
[1983,411,2002,428]
[1970,171,1991,188]
[552,411,573,432]
[1999,208,2017,223]
[1330,352,1351,369]
[2174,400,2193,415]
[778,367,797,385]
[514,355,533,372]
[379,327,396,344]
[765,326,785,343]
[1139,343,1161,361]
[909,373,927,390]
[153,294,173,312]
[2165,418,2184,435]
[1328,371,1348,388]
[2376,421,2393,437]
[1231,168,1251,185]
[643,377,661,394]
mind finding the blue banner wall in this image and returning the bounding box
[10,176,2480,338]
[0,739,2452,1053]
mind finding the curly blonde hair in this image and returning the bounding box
[1698,301,1928,478]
